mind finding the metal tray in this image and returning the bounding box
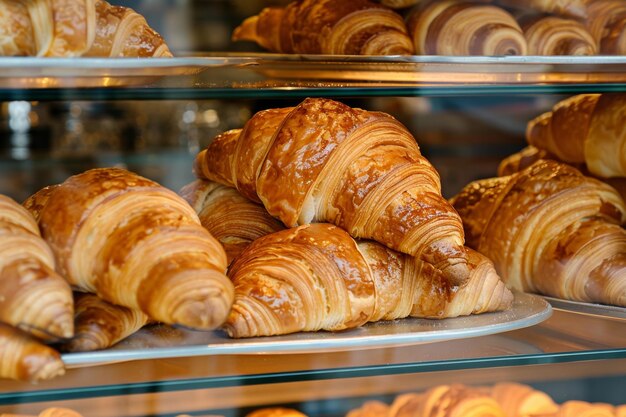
[62,292,551,368]
[4,55,626,89]
[541,296,626,321]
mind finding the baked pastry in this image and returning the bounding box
[451,160,626,306]
[245,409,308,417]
[586,0,626,55]
[0,195,73,341]
[389,385,506,417]
[494,0,590,19]
[0,0,171,57]
[62,292,149,352]
[521,15,597,55]
[25,168,234,330]
[195,98,471,286]
[377,0,421,8]
[489,382,559,416]
[406,0,528,55]
[180,179,285,263]
[346,401,390,417]
[38,410,84,417]
[526,94,626,178]
[551,401,615,417]
[232,0,414,55]
[0,323,64,382]
[225,223,512,338]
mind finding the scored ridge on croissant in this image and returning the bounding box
[452,159,626,307]
[225,223,512,338]
[195,98,472,286]
[0,0,171,57]
[232,0,415,55]
[26,168,234,331]
[0,194,73,341]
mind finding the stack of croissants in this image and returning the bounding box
[233,0,626,56]
[1,94,625,385]
[4,382,625,416]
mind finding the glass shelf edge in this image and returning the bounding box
[3,349,626,406]
[4,84,626,101]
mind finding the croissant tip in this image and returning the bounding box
[232,16,258,42]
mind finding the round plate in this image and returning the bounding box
[62,292,551,368]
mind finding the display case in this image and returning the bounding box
[1,1,626,416]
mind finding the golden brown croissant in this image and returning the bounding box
[494,0,591,19]
[62,292,149,352]
[225,223,512,338]
[549,401,615,417]
[616,406,626,417]
[245,409,308,417]
[586,0,626,55]
[232,0,415,55]
[0,323,64,382]
[0,0,171,57]
[0,195,73,341]
[346,401,390,417]
[406,0,528,55]
[180,179,285,264]
[195,98,472,286]
[526,94,626,178]
[38,409,84,417]
[489,382,559,417]
[27,168,234,330]
[389,385,507,417]
[452,160,626,307]
[520,15,597,55]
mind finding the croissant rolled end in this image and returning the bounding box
[361,30,415,55]
[62,331,106,353]
[232,16,260,43]
[21,309,74,343]
[26,353,65,383]
[142,268,235,330]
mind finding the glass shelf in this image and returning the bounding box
[1,309,625,405]
[4,55,626,100]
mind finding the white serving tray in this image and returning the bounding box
[62,292,551,368]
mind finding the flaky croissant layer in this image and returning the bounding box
[195,97,472,286]
[26,168,234,331]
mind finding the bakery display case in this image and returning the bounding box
[1,1,626,416]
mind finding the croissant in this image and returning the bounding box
[406,0,528,56]
[27,168,234,330]
[388,385,506,417]
[195,98,472,286]
[225,223,512,338]
[526,94,626,178]
[346,401,390,417]
[489,382,559,417]
[520,15,597,55]
[451,160,626,307]
[0,0,171,57]
[586,0,626,55]
[0,323,64,382]
[498,147,626,202]
[550,401,616,417]
[232,0,415,55]
[245,409,308,417]
[377,0,421,8]
[180,179,285,264]
[62,292,149,352]
[494,0,591,19]
[0,195,73,341]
